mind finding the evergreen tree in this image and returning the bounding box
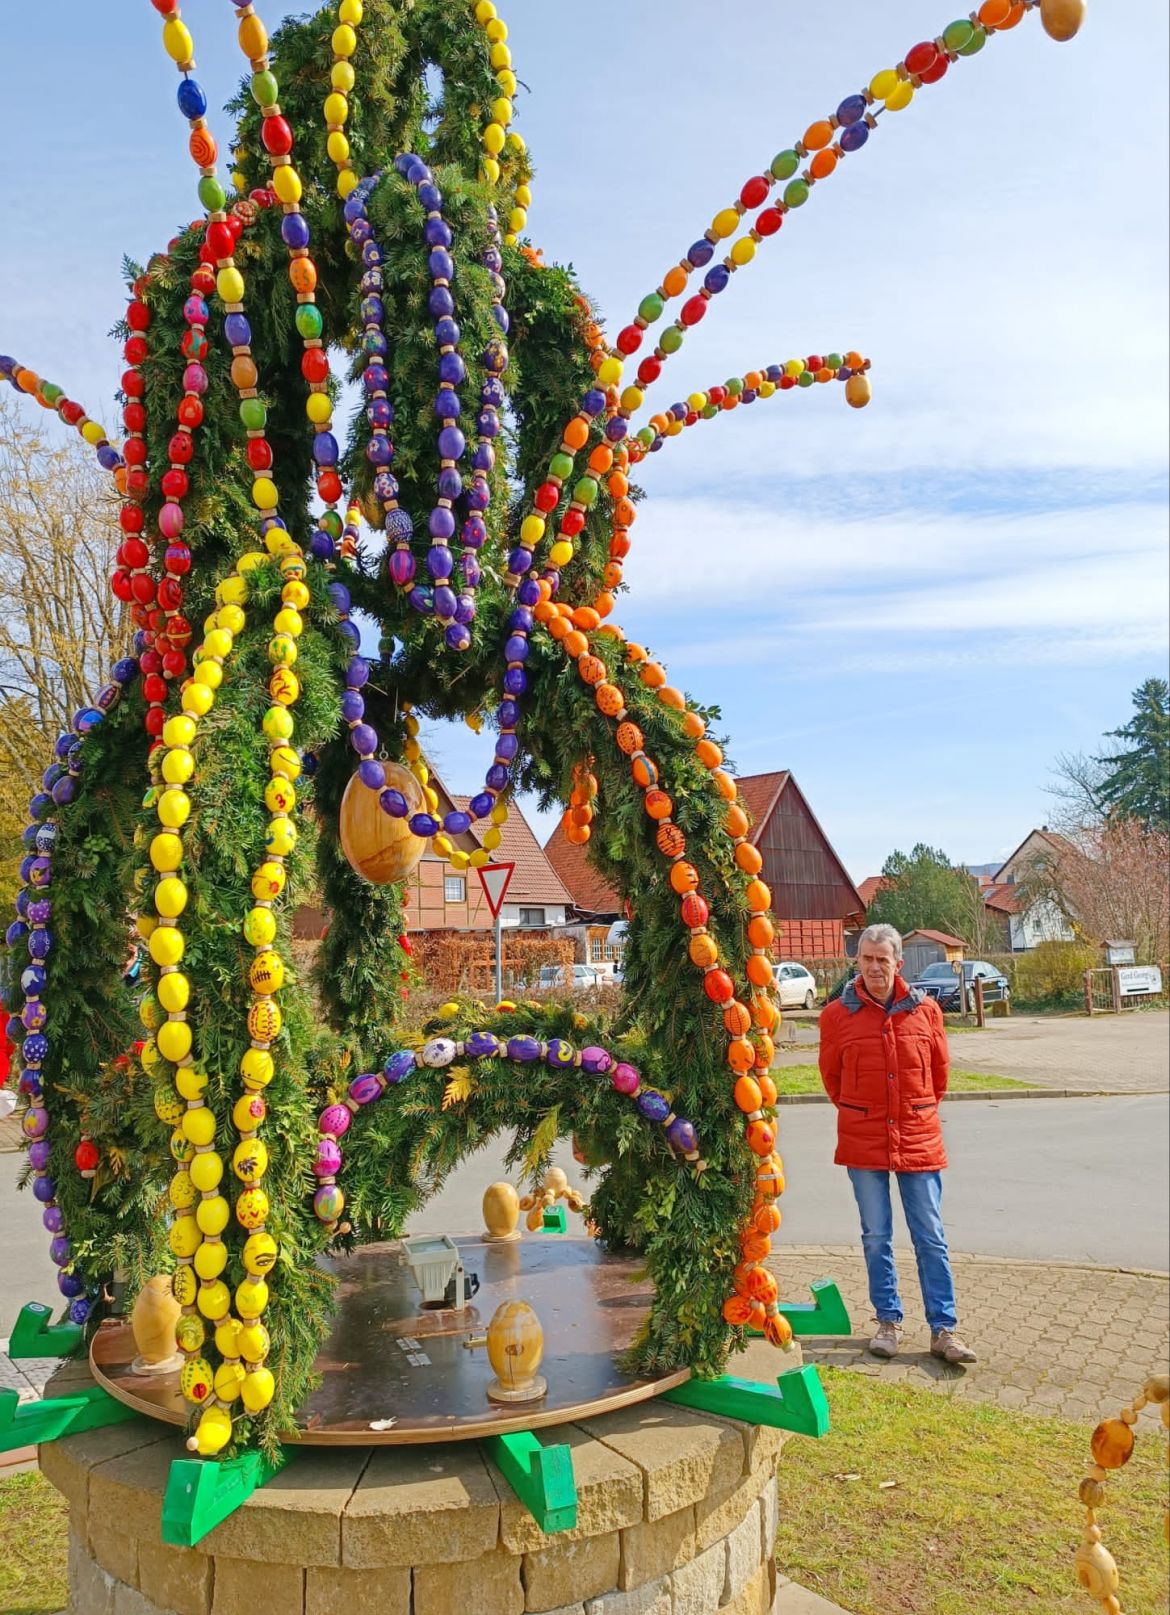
[868,844,980,943]
[1095,678,1170,831]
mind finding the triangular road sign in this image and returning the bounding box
[476,861,515,920]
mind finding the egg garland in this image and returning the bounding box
[323,0,364,200]
[312,1028,703,1230]
[468,0,531,242]
[1073,1373,1169,1612]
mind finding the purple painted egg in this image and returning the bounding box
[43,1205,64,1233]
[637,1091,671,1123]
[28,1139,51,1170]
[506,1036,541,1064]
[49,1235,72,1266]
[33,1175,56,1203]
[464,1032,498,1059]
[580,1046,614,1076]
[348,1073,384,1107]
[68,1298,92,1325]
[22,1106,49,1139]
[314,1139,342,1178]
[545,1038,575,1068]
[319,1104,351,1139]
[58,1270,85,1298]
[314,1183,345,1223]
[383,1050,416,1085]
[611,1063,640,1096]
[666,1117,698,1153]
[22,1000,47,1032]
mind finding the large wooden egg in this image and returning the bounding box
[339,763,427,886]
[1040,0,1086,42]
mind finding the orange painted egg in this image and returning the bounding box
[669,860,699,894]
[631,755,658,789]
[754,1203,782,1235]
[290,258,318,294]
[810,149,838,181]
[683,712,706,739]
[572,606,601,631]
[803,119,833,150]
[644,789,673,821]
[745,879,771,912]
[663,266,688,297]
[563,629,588,659]
[617,721,644,755]
[577,654,606,686]
[658,686,685,711]
[740,1231,771,1263]
[747,915,774,949]
[764,1312,794,1349]
[746,1118,776,1156]
[734,1075,763,1114]
[727,1038,755,1075]
[748,1300,767,1330]
[640,662,666,689]
[595,683,624,717]
[746,955,773,989]
[680,893,709,929]
[752,996,779,1032]
[688,933,719,969]
[725,805,749,838]
[732,1261,755,1295]
[712,770,737,802]
[657,823,686,859]
[735,843,763,875]
[189,128,218,169]
[723,1001,752,1037]
[722,1294,754,1326]
[754,1033,775,1067]
[757,1073,778,1107]
[747,1266,778,1304]
[696,738,723,768]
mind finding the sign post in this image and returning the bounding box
[476,861,515,1002]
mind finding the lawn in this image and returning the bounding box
[0,1470,68,1614]
[774,1367,1170,1615]
[773,1065,1030,1097]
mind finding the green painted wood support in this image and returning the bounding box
[661,1364,831,1439]
[541,1204,567,1234]
[0,1382,138,1453]
[485,1430,577,1534]
[748,1278,851,1338]
[6,1301,84,1359]
[161,1448,291,1548]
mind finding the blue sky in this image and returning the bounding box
[1,2,1166,881]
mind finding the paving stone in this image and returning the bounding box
[579,1404,745,1521]
[136,1538,212,1615]
[201,1448,366,1566]
[305,1564,411,1615]
[772,1581,855,1613]
[211,1555,304,1615]
[342,1442,499,1568]
[617,1502,695,1588]
[416,1547,524,1615]
[523,1529,620,1612]
[487,1423,644,1553]
[670,1540,726,1615]
[582,1576,671,1615]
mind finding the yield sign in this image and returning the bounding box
[476,861,515,920]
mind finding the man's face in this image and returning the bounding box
[858,940,899,1000]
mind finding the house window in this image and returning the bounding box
[444,876,466,904]
[589,936,604,962]
[518,907,545,928]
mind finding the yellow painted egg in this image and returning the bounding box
[188,1405,232,1455]
[175,1065,208,1103]
[242,1232,278,1275]
[265,816,297,856]
[240,1367,275,1413]
[214,1361,247,1403]
[150,833,184,873]
[251,861,286,901]
[189,1151,223,1193]
[243,906,277,947]
[168,1216,201,1259]
[138,993,162,1032]
[148,926,185,968]
[235,1188,269,1230]
[233,1139,269,1185]
[182,1106,217,1148]
[235,1277,269,1319]
[172,1265,197,1307]
[270,745,302,780]
[214,1319,243,1358]
[196,1280,231,1321]
[180,1356,214,1405]
[195,1195,230,1237]
[233,1094,267,1132]
[158,972,191,1014]
[238,1322,270,1364]
[249,951,285,994]
[269,666,300,706]
[264,777,296,816]
[169,1171,196,1211]
[240,1048,274,1091]
[157,1021,192,1064]
[247,1000,282,1042]
[193,1240,228,1282]
[162,715,196,749]
[175,1313,205,1353]
[154,1088,185,1126]
[171,1129,196,1166]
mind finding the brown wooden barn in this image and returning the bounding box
[546,769,864,961]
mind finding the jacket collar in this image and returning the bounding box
[842,974,925,1017]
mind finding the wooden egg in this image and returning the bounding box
[1089,1418,1135,1469]
[845,373,871,409]
[485,1300,546,1401]
[481,1180,521,1243]
[1040,0,1086,41]
[339,763,427,886]
[130,1274,182,1371]
[1074,1539,1118,1599]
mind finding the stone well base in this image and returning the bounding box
[41,1362,786,1615]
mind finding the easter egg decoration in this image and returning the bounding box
[484,1299,547,1403]
[481,1180,521,1243]
[129,1274,183,1374]
[338,763,428,885]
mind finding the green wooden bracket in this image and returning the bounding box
[485,1430,577,1534]
[0,1383,137,1453]
[661,1364,831,1439]
[748,1278,852,1338]
[6,1301,84,1360]
[541,1204,567,1234]
[161,1448,291,1548]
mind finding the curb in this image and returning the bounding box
[775,1087,1166,1105]
[777,1244,1170,1282]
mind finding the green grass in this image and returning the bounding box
[0,1470,68,1614]
[774,1368,1170,1615]
[773,1065,1030,1096]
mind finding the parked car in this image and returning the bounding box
[771,961,819,1009]
[537,963,608,993]
[911,959,1010,1010]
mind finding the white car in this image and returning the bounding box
[771,961,819,1009]
[537,963,608,993]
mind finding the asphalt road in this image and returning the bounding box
[2,1095,1166,1337]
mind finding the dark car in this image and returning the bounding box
[912,959,1010,1010]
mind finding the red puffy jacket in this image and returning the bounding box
[818,975,949,1172]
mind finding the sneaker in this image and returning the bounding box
[930,1328,977,1364]
[868,1320,903,1359]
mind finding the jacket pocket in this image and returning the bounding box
[910,1100,937,1116]
[839,1100,869,1115]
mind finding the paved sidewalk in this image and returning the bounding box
[771,1244,1170,1425]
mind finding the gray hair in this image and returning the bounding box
[857,923,903,960]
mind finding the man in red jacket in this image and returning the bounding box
[819,923,976,1365]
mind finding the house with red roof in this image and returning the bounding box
[545,769,864,962]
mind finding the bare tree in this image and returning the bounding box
[1024,818,1169,965]
[1044,750,1108,835]
[0,394,126,899]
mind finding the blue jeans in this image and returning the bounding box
[847,1168,958,1332]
